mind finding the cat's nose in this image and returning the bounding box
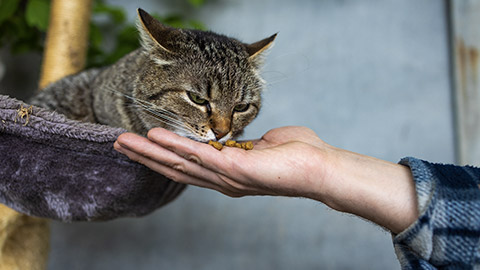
[212,128,229,140]
[210,116,231,140]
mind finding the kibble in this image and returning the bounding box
[241,141,254,150]
[225,140,237,147]
[208,140,223,150]
[208,139,254,151]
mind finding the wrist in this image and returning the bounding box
[308,146,419,234]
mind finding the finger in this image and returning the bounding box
[116,133,217,181]
[114,142,226,192]
[144,130,279,195]
[115,143,248,197]
[116,132,195,169]
[145,128,242,175]
[118,131,207,165]
[115,135,244,195]
[116,131,264,195]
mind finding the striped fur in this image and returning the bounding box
[31,9,275,143]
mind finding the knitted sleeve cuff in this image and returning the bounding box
[393,157,480,269]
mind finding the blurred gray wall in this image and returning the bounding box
[1,0,454,269]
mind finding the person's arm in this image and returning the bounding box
[115,126,480,268]
[114,126,418,234]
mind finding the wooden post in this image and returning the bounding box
[450,0,480,165]
[39,0,93,88]
[0,1,94,269]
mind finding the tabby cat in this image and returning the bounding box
[30,9,276,143]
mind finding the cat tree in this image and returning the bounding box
[1,1,93,268]
[0,1,184,269]
[39,0,93,88]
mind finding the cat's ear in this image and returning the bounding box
[244,33,277,64]
[136,8,175,53]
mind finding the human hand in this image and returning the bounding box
[114,126,331,198]
[114,126,418,234]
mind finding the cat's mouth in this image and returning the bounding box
[177,129,232,144]
[139,109,233,143]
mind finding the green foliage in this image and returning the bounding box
[188,0,205,8]
[25,0,49,30]
[0,0,20,24]
[0,0,206,67]
[88,0,206,68]
[0,0,48,53]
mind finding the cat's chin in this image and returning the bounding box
[177,130,236,144]
[146,125,235,144]
[171,129,215,143]
[217,133,233,144]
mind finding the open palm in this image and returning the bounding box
[114,126,329,198]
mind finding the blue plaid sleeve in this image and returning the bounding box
[393,157,480,269]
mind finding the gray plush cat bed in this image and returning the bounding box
[0,94,185,222]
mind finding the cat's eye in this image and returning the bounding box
[234,103,250,112]
[187,92,208,105]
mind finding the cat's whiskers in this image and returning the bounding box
[128,103,208,141]
[262,70,289,87]
[135,105,185,127]
[128,103,195,134]
[101,85,197,135]
[134,106,193,134]
[133,99,181,120]
[125,98,194,133]
[103,85,178,118]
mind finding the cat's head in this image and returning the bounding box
[132,9,275,142]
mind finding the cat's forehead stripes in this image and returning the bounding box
[180,83,196,93]
[132,8,272,141]
[206,80,212,99]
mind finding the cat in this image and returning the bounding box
[30,9,276,143]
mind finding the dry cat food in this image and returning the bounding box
[208,140,223,150]
[208,140,254,151]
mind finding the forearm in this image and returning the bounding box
[309,146,419,234]
[115,126,419,233]
[115,126,480,268]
